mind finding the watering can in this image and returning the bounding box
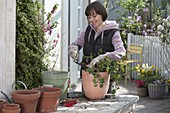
[0,81,27,103]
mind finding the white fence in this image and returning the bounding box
[128,33,170,79]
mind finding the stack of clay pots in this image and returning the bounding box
[2,103,20,113]
[0,99,7,113]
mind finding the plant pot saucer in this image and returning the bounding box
[61,99,77,107]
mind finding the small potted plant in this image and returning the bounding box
[132,63,167,99]
[132,63,158,83]
[82,56,122,100]
[148,75,167,99]
[131,63,160,97]
[134,80,148,97]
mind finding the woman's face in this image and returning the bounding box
[87,11,103,29]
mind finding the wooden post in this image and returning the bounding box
[0,0,16,98]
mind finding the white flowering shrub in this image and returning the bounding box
[157,16,170,44]
[156,16,170,76]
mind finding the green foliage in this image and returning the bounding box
[16,0,48,89]
[117,0,146,15]
[115,0,147,46]
[16,0,59,89]
[131,63,166,87]
[37,3,59,70]
[102,0,168,48]
[156,17,170,45]
[85,56,124,93]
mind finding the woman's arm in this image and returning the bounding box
[70,30,85,50]
[106,31,126,60]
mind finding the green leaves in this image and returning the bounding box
[86,56,123,88]
[16,0,48,89]
[16,0,59,89]
[117,0,146,14]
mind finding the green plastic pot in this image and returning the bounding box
[42,71,70,100]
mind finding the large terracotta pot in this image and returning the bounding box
[0,99,7,113]
[82,70,110,100]
[32,87,62,113]
[2,103,21,113]
[11,90,40,113]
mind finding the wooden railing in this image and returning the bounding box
[128,33,170,79]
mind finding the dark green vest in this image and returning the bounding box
[82,25,117,64]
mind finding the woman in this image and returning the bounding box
[69,1,126,77]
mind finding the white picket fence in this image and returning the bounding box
[128,33,170,79]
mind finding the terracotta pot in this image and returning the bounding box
[82,70,110,100]
[32,87,62,113]
[11,90,40,113]
[2,103,20,113]
[137,87,148,97]
[0,99,7,113]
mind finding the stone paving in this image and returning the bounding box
[133,96,170,113]
[116,80,170,113]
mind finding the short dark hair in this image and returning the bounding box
[85,1,107,21]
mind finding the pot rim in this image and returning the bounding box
[0,99,7,102]
[32,87,62,97]
[3,103,20,110]
[12,90,40,99]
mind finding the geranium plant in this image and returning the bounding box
[134,80,145,88]
[85,56,124,94]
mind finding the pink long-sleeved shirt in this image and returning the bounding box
[70,20,126,60]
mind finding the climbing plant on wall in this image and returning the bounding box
[16,0,48,89]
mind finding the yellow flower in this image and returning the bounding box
[156,68,159,73]
[133,63,160,82]
[150,65,155,69]
[135,66,139,70]
[141,69,145,73]
[137,64,140,67]
[167,79,170,83]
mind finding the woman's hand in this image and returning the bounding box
[89,54,107,67]
[68,45,79,61]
